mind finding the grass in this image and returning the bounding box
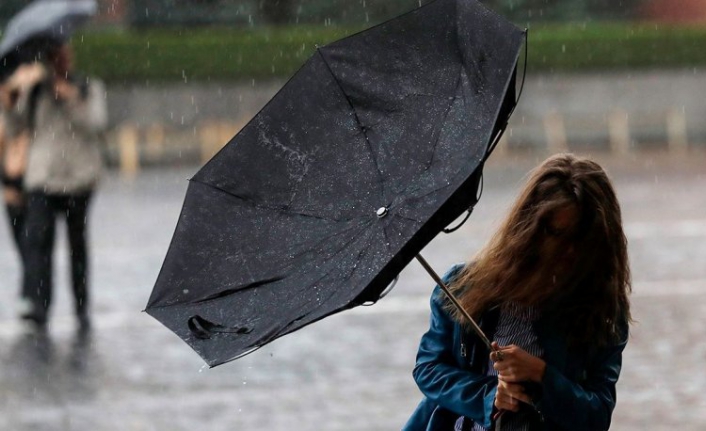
[70,23,706,83]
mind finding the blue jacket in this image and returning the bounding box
[403,265,628,431]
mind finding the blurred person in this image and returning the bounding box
[11,43,107,331]
[404,153,632,430]
[0,63,46,295]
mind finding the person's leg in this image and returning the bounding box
[3,184,27,264]
[64,192,92,327]
[21,192,56,326]
[5,200,27,263]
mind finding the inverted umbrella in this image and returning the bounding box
[0,0,97,81]
[147,0,526,367]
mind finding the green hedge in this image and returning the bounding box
[526,23,706,71]
[72,23,706,83]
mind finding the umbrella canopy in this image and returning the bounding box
[147,0,526,367]
[0,0,96,81]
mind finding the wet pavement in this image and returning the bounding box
[0,150,704,430]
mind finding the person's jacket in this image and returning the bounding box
[403,264,628,431]
[12,73,107,194]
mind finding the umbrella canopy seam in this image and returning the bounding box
[188,177,360,224]
[314,48,388,202]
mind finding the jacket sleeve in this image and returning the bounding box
[1,85,34,138]
[535,329,628,430]
[412,272,497,430]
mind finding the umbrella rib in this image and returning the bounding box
[393,65,471,208]
[405,181,454,204]
[286,219,372,258]
[276,222,376,333]
[150,220,376,311]
[190,178,352,223]
[315,48,387,202]
[247,219,373,279]
[312,227,374,300]
[379,221,393,253]
[391,212,425,224]
[423,63,464,172]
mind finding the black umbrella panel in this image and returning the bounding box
[147,0,526,367]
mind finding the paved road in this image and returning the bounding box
[0,151,704,430]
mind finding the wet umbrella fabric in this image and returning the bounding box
[147,0,526,367]
[0,0,97,81]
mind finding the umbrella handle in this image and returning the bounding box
[415,254,492,351]
[416,254,508,429]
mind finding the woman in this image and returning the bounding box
[16,43,107,330]
[0,63,46,306]
[404,154,631,431]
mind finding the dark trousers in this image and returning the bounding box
[5,201,27,265]
[22,191,92,323]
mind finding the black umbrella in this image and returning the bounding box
[0,0,96,81]
[147,0,526,367]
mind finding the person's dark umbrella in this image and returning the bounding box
[0,0,97,81]
[147,0,526,368]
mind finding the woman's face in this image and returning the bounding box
[540,204,580,273]
[50,45,74,77]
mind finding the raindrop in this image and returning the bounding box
[198,364,207,373]
[182,289,189,294]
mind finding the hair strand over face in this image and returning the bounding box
[447,153,631,348]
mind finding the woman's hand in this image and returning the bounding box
[0,64,46,109]
[53,78,79,102]
[494,379,532,412]
[491,341,546,383]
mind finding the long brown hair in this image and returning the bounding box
[449,153,631,347]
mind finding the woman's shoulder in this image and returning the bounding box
[431,263,467,302]
[442,263,466,282]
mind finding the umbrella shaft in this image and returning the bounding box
[415,255,492,351]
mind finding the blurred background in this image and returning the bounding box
[2,0,706,165]
[0,1,704,430]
